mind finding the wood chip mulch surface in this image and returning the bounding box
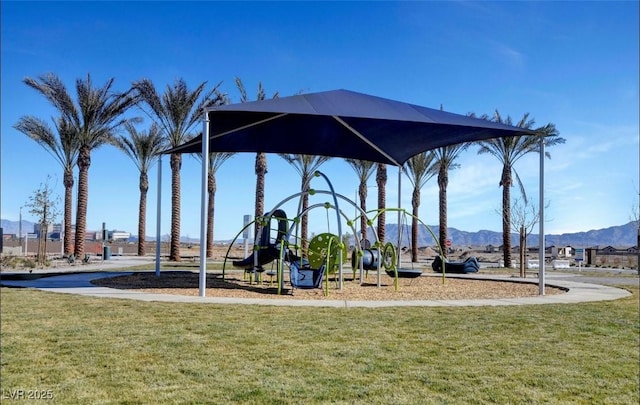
[91,270,565,301]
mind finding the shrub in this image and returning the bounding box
[22,258,37,269]
[0,255,18,269]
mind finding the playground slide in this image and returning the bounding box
[232,246,280,268]
[232,209,289,269]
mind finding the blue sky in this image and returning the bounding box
[1,1,638,242]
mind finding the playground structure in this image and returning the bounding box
[231,209,292,269]
[432,256,480,274]
[223,171,447,295]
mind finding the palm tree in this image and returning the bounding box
[14,116,78,256]
[477,111,564,268]
[433,143,469,258]
[23,73,138,258]
[345,159,376,243]
[279,154,332,255]
[375,163,387,243]
[235,78,279,232]
[404,151,437,262]
[112,122,166,256]
[194,151,236,258]
[133,78,225,261]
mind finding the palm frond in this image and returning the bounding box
[14,115,79,170]
[279,154,332,185]
[133,78,166,127]
[193,151,237,173]
[23,74,80,128]
[113,122,166,173]
[404,151,436,189]
[235,77,247,102]
[514,170,528,205]
[135,78,225,147]
[345,158,376,184]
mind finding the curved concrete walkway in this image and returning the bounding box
[0,269,633,307]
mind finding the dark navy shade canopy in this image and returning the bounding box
[165,89,529,166]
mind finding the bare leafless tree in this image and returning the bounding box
[510,197,547,277]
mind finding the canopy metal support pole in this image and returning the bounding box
[155,156,162,276]
[538,135,545,295]
[397,166,402,268]
[199,113,209,297]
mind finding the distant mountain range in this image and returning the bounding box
[378,221,638,248]
[2,219,637,248]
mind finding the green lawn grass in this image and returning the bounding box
[1,285,638,404]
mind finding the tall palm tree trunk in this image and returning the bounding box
[411,187,420,262]
[169,153,182,262]
[501,164,512,268]
[376,164,387,243]
[206,172,216,258]
[138,172,148,256]
[63,168,74,256]
[74,147,90,258]
[254,152,267,239]
[438,165,448,258]
[359,183,368,243]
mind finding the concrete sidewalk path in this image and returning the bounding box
[0,270,633,308]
